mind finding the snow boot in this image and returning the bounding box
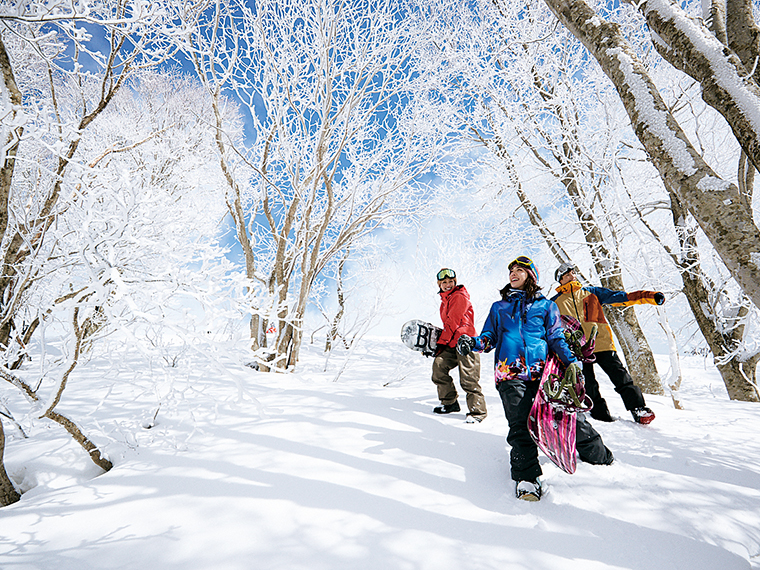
[516,480,542,502]
[632,407,655,424]
[433,401,460,414]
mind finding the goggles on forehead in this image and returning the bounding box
[555,262,577,282]
[512,256,534,267]
[509,255,540,282]
[436,268,456,281]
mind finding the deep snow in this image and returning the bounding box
[0,336,759,570]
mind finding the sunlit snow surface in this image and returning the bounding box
[0,337,758,570]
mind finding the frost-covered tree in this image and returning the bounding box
[0,0,178,364]
[639,187,760,401]
[182,0,453,370]
[0,63,235,503]
[612,70,760,401]
[0,2,232,505]
[417,0,666,393]
[535,0,760,400]
[0,0,184,506]
[541,0,760,315]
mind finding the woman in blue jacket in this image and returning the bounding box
[458,256,613,501]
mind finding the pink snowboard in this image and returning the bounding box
[528,316,596,474]
[528,353,579,474]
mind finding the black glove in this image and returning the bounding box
[654,292,665,305]
[456,335,475,356]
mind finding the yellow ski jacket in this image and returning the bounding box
[551,281,661,352]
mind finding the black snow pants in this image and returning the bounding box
[583,350,646,414]
[497,377,612,482]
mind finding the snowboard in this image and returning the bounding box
[400,319,443,356]
[527,316,595,475]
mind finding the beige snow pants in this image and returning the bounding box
[432,346,487,419]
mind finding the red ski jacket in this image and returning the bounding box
[438,285,476,348]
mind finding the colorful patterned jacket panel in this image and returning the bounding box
[438,285,476,348]
[551,281,661,352]
[479,290,576,384]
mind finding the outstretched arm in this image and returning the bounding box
[587,286,665,307]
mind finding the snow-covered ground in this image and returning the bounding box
[0,336,758,570]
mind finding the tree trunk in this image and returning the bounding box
[41,307,113,471]
[1,364,113,472]
[0,36,24,355]
[724,0,760,85]
[0,420,20,506]
[724,1,758,216]
[43,410,113,472]
[325,249,349,352]
[634,0,760,173]
[716,356,760,400]
[598,265,663,395]
[706,0,728,45]
[0,35,23,244]
[680,269,760,400]
[668,191,760,401]
[524,59,664,394]
[567,198,662,395]
[209,90,263,356]
[542,0,760,315]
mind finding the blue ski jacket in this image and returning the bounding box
[477,289,577,384]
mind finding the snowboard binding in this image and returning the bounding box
[542,364,593,413]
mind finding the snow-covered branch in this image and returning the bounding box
[543,0,760,314]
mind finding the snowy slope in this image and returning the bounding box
[0,337,758,570]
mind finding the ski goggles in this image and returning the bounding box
[509,256,540,282]
[436,268,456,281]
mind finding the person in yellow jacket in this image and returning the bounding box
[551,263,664,424]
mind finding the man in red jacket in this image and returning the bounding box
[432,268,487,423]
